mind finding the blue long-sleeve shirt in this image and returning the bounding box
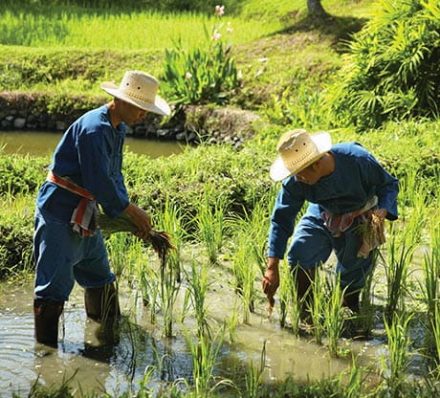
[267,142,399,259]
[37,105,129,222]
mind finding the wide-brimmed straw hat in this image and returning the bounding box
[101,71,171,116]
[270,129,332,181]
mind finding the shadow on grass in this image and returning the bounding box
[275,13,368,52]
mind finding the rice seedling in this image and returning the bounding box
[244,341,266,398]
[383,225,415,323]
[100,282,120,324]
[241,197,272,277]
[159,255,181,338]
[308,269,326,345]
[124,238,145,282]
[278,260,290,327]
[183,325,232,398]
[398,169,418,210]
[231,229,258,324]
[154,197,187,283]
[420,224,440,358]
[286,266,302,336]
[381,312,413,395]
[338,357,364,398]
[432,306,440,378]
[278,261,301,335]
[137,263,160,324]
[98,212,174,263]
[196,196,227,265]
[324,276,346,356]
[107,233,132,279]
[358,249,380,337]
[136,365,156,397]
[182,259,210,338]
[28,370,78,398]
[225,302,240,343]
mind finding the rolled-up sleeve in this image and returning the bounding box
[267,179,305,258]
[77,129,129,218]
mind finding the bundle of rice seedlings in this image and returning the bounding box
[97,212,173,262]
[357,212,385,258]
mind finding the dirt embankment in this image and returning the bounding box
[0,92,261,148]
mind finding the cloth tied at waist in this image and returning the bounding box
[47,171,97,237]
[322,196,385,258]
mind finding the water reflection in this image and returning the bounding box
[0,131,183,158]
[0,275,398,397]
[0,283,193,397]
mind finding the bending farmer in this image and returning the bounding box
[33,71,170,347]
[262,130,399,314]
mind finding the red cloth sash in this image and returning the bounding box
[47,171,97,237]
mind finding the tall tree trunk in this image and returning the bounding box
[307,0,328,18]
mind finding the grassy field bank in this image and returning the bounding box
[0,0,374,112]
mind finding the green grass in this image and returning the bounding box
[1,0,440,395]
[0,0,376,109]
[0,8,282,49]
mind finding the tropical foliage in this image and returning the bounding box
[329,0,440,129]
[162,7,241,106]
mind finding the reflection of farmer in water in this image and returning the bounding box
[33,71,171,347]
[262,130,399,315]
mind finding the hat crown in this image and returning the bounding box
[278,130,317,165]
[119,71,159,104]
[269,129,332,181]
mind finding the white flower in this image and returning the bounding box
[237,70,243,80]
[215,5,225,17]
[185,71,192,80]
[226,22,233,33]
[212,31,222,41]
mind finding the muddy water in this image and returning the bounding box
[0,273,385,397]
[0,131,183,157]
[0,281,194,397]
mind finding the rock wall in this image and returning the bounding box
[0,92,260,148]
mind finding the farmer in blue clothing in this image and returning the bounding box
[33,71,171,347]
[262,129,399,315]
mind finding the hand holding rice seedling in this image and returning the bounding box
[97,211,174,261]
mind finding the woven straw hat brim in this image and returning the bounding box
[270,132,332,182]
[101,82,171,116]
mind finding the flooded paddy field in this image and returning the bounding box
[0,245,434,397]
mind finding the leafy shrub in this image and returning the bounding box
[328,0,440,129]
[0,213,34,279]
[123,144,273,232]
[0,154,47,196]
[162,7,241,106]
[263,84,330,130]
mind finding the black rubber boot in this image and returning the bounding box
[343,290,361,313]
[84,282,120,323]
[34,299,64,348]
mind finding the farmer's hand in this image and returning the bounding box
[262,257,280,307]
[123,203,152,240]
